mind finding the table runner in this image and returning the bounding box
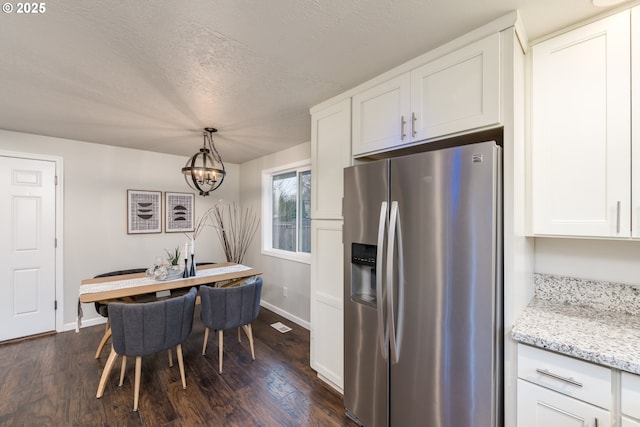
[79,264,252,295]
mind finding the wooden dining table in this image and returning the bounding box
[79,262,262,363]
[79,262,261,304]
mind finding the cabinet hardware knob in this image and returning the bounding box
[616,201,621,234]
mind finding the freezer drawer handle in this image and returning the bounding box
[535,368,583,388]
[376,201,389,359]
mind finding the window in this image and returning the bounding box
[262,160,311,263]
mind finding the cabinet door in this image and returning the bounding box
[310,220,343,391]
[311,98,351,219]
[517,344,611,409]
[352,73,411,156]
[517,380,610,427]
[623,418,640,427]
[633,6,640,239]
[410,33,500,141]
[531,11,631,237]
[622,371,640,419]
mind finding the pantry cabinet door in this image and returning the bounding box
[531,11,631,237]
[310,220,344,391]
[311,98,351,219]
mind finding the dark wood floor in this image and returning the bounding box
[0,308,354,426]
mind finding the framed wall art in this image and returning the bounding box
[127,190,162,234]
[165,192,195,233]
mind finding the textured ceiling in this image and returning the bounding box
[0,0,631,163]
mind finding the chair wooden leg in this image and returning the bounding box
[95,327,112,359]
[176,344,186,389]
[218,329,224,373]
[202,327,210,355]
[119,356,127,386]
[242,324,256,360]
[237,327,241,343]
[133,356,142,412]
[168,349,173,367]
[96,346,118,398]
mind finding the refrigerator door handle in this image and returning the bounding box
[376,201,389,360]
[387,201,405,364]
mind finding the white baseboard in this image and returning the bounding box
[260,300,310,330]
[318,372,344,395]
[64,316,107,333]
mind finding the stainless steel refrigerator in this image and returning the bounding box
[343,140,502,427]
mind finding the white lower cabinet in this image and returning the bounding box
[622,372,640,426]
[518,380,610,427]
[517,344,612,427]
[517,343,640,426]
[517,344,640,426]
[623,418,640,427]
[351,32,501,157]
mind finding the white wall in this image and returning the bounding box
[535,237,640,284]
[240,142,311,328]
[0,129,240,329]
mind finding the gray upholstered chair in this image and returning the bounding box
[199,276,263,373]
[96,287,197,411]
[92,268,148,359]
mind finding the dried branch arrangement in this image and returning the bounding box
[191,209,212,240]
[210,202,260,264]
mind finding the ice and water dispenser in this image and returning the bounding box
[350,243,377,308]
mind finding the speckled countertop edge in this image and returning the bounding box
[512,274,640,375]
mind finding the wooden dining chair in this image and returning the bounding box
[199,277,263,373]
[96,287,197,411]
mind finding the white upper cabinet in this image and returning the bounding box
[531,10,631,237]
[311,98,352,219]
[632,6,640,239]
[352,33,501,157]
[352,74,411,156]
[410,33,500,142]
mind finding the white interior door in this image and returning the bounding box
[0,156,56,341]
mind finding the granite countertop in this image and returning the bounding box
[511,273,640,375]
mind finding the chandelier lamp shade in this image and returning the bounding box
[182,127,226,196]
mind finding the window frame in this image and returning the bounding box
[261,159,312,264]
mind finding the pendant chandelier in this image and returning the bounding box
[182,127,226,196]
